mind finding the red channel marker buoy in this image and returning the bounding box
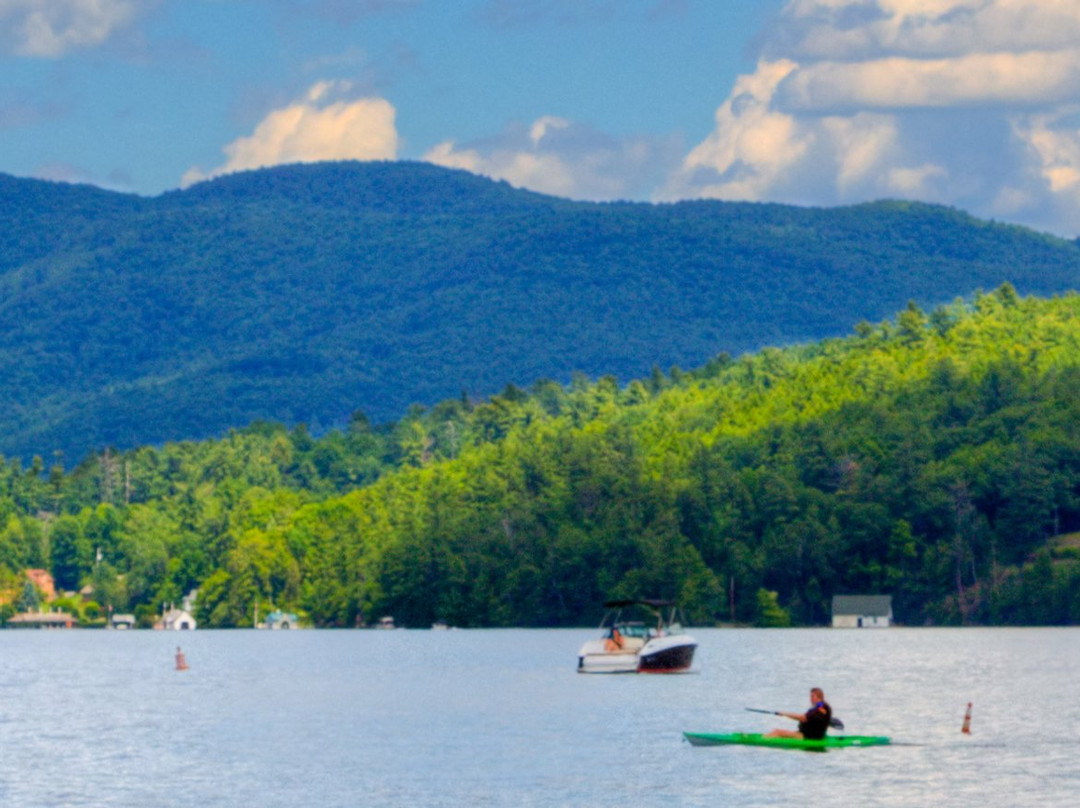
[175,646,189,671]
[961,702,972,734]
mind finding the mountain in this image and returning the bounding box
[1,160,1079,462]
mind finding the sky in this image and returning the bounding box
[3,0,1080,237]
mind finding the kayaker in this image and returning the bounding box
[763,688,831,740]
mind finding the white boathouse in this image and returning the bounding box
[831,595,893,628]
[159,608,197,630]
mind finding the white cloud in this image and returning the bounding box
[424,117,683,201]
[0,0,138,57]
[780,50,1080,111]
[662,60,813,201]
[823,113,900,191]
[781,0,1080,59]
[670,0,1080,235]
[425,141,580,198]
[182,82,398,187]
[887,162,948,195]
[529,116,570,146]
[1013,109,1080,198]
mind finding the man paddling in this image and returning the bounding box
[763,688,832,740]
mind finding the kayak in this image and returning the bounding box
[684,732,891,750]
[685,732,890,749]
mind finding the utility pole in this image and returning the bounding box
[100,449,116,503]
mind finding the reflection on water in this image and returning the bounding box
[0,628,1077,807]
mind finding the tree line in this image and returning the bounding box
[3,285,1080,627]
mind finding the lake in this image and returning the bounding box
[0,627,1077,807]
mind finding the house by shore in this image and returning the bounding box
[831,595,893,628]
[7,610,78,629]
[155,608,197,630]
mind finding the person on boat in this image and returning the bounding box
[764,688,831,740]
[604,627,624,651]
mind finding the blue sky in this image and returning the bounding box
[3,1,1080,236]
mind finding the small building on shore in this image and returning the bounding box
[8,610,77,629]
[831,595,893,628]
[110,613,137,630]
[156,608,197,630]
[262,610,299,629]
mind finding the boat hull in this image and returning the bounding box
[637,636,696,672]
[684,732,891,750]
[577,655,640,673]
[578,635,696,674]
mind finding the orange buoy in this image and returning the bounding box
[175,646,189,671]
[961,702,972,734]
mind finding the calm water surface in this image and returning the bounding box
[0,627,1077,807]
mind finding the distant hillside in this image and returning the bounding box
[5,288,1080,628]
[1,160,1079,461]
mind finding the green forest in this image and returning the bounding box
[2,161,1080,461]
[3,285,1080,628]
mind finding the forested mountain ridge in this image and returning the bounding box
[2,287,1080,628]
[2,160,1079,462]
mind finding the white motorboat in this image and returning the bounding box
[577,599,696,674]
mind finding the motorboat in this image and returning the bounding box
[577,599,696,674]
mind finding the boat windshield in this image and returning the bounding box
[600,600,688,638]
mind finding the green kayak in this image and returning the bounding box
[684,732,891,750]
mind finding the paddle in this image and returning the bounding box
[746,707,845,731]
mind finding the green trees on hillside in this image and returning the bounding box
[4,287,1080,627]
